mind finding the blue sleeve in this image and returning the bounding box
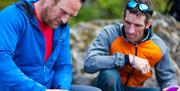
[53,25,72,90]
[0,6,45,91]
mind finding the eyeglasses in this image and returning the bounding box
[127,0,153,15]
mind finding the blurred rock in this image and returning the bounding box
[70,13,180,86]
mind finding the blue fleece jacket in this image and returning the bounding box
[0,1,72,91]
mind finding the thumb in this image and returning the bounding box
[177,88,180,91]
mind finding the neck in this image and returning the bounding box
[34,1,44,22]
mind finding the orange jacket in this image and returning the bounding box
[111,36,162,86]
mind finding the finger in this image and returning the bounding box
[145,64,151,74]
[144,59,151,69]
[141,66,146,74]
[145,66,150,74]
[144,62,151,72]
[144,61,150,69]
[146,65,150,72]
[147,64,151,70]
[141,69,145,74]
[177,88,180,91]
[146,64,151,73]
[141,64,147,74]
[144,66,148,74]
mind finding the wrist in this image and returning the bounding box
[129,55,135,66]
[115,53,124,68]
[124,55,130,65]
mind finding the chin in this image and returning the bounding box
[50,24,59,29]
[128,40,137,43]
[52,26,58,29]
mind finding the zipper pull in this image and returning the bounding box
[135,43,138,56]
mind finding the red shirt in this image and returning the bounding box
[34,6,53,63]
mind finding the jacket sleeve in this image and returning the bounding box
[53,25,72,90]
[155,48,178,89]
[0,5,45,91]
[84,25,126,74]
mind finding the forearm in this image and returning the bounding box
[0,53,45,90]
[84,53,126,73]
[84,26,127,73]
[53,64,72,90]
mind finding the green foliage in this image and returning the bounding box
[71,0,168,25]
[70,0,126,24]
[0,0,18,10]
[97,0,126,19]
[152,0,168,12]
[70,6,101,24]
[0,0,168,25]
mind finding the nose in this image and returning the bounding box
[61,14,70,24]
[128,25,135,33]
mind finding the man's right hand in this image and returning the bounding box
[129,55,151,74]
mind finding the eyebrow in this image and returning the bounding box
[60,8,75,17]
[125,18,144,26]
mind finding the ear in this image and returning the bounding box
[145,20,152,29]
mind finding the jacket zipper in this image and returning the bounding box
[125,44,138,86]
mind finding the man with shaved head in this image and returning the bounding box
[0,0,101,91]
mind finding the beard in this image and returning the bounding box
[40,7,56,28]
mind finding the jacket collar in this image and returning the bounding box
[15,0,40,30]
[15,0,68,30]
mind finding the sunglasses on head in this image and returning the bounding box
[127,0,153,15]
